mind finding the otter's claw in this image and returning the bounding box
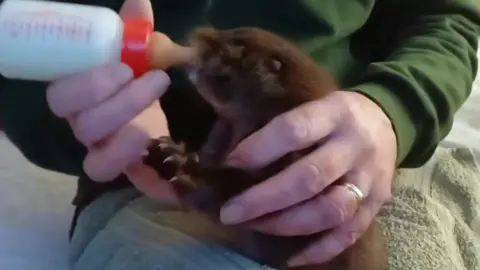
[157,142,170,150]
[163,155,177,164]
[145,136,200,193]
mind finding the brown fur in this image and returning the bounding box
[145,27,388,270]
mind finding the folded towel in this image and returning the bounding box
[69,146,480,270]
[378,147,480,270]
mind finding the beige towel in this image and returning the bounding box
[378,147,480,270]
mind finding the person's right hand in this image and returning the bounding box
[46,0,181,204]
[46,63,168,176]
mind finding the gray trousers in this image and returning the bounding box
[69,147,480,270]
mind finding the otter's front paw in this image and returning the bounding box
[144,136,200,193]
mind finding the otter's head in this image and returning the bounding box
[185,27,292,120]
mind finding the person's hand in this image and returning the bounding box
[46,0,180,203]
[220,91,397,267]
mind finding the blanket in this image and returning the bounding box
[380,147,480,270]
[69,146,480,270]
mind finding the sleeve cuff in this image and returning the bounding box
[351,82,417,167]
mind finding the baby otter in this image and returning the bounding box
[145,27,388,270]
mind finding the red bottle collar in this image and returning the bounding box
[121,18,153,78]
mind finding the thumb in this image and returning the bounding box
[119,0,154,23]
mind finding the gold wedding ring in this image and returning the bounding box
[342,183,365,203]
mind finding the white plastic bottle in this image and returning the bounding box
[0,0,190,81]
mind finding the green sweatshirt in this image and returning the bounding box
[0,0,479,178]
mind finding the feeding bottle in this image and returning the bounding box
[0,0,193,81]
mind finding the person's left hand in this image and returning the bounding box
[220,91,397,267]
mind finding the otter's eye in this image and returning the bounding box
[266,56,283,72]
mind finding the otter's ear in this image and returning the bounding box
[224,37,248,58]
[225,44,246,58]
[192,27,221,49]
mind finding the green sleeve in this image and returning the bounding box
[352,0,480,168]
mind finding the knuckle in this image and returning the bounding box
[89,71,119,99]
[322,198,348,225]
[356,125,376,150]
[89,64,130,99]
[45,84,63,116]
[83,154,105,182]
[315,156,337,181]
[277,111,311,147]
[296,163,325,198]
[364,136,376,153]
[338,229,360,248]
[123,124,150,148]
[46,79,77,117]
[334,92,354,117]
[114,125,151,161]
[72,114,98,145]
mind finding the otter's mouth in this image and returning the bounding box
[183,65,235,118]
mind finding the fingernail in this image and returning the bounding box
[116,63,134,82]
[287,256,305,267]
[220,204,245,224]
[225,156,243,167]
[144,70,171,88]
